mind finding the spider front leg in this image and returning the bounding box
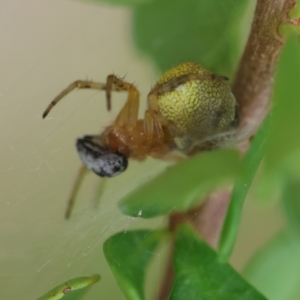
[42,78,129,118]
[65,164,88,219]
[106,75,140,131]
[145,84,183,142]
[144,109,165,142]
[42,80,110,118]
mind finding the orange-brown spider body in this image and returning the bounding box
[79,62,237,160]
[43,62,238,218]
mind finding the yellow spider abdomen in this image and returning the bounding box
[156,62,238,152]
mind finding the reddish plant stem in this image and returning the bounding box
[157,0,298,299]
[156,213,187,300]
[234,0,297,138]
[156,192,231,300]
[187,189,232,249]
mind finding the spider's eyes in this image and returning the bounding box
[76,137,128,177]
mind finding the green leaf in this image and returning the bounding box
[243,231,300,300]
[119,149,242,218]
[266,34,300,169]
[218,117,269,261]
[37,274,100,300]
[103,230,166,300]
[170,225,267,300]
[133,0,251,76]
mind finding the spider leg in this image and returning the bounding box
[65,164,88,219]
[43,79,127,119]
[43,80,109,118]
[144,109,177,158]
[106,75,139,131]
[144,109,164,142]
[146,92,180,143]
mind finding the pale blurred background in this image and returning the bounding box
[0,0,283,299]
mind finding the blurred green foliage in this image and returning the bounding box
[133,0,250,76]
[266,34,300,170]
[81,0,251,77]
[244,231,300,300]
[282,179,300,234]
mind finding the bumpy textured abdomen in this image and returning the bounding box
[156,62,237,152]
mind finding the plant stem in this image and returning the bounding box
[234,0,297,139]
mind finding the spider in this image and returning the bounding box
[43,62,238,218]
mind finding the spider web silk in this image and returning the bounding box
[0,1,167,299]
